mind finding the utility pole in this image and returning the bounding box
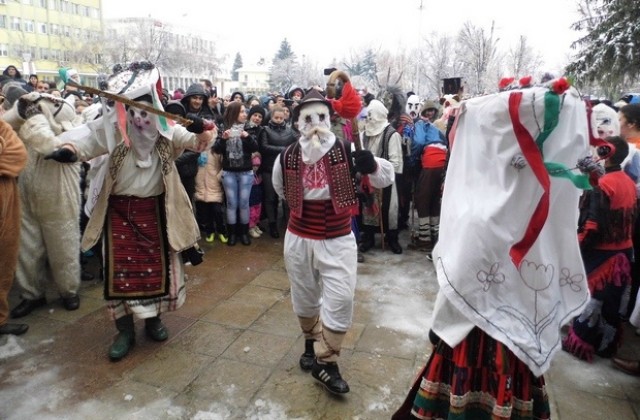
[416,0,424,94]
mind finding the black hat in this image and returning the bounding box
[164,100,186,117]
[293,89,332,123]
[248,105,266,120]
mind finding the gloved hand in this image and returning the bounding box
[185,113,204,134]
[17,93,43,119]
[353,149,378,174]
[577,155,604,177]
[181,246,204,266]
[510,154,527,170]
[44,147,78,163]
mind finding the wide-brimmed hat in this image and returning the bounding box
[293,89,332,122]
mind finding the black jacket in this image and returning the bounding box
[259,121,299,173]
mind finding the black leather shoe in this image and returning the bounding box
[0,323,29,335]
[10,298,47,318]
[311,359,350,394]
[62,294,80,311]
[269,223,280,239]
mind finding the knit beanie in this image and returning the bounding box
[248,105,266,120]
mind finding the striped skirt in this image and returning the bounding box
[393,328,550,420]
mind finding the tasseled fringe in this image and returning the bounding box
[587,253,631,294]
[562,327,594,362]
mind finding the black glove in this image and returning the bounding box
[181,246,204,266]
[44,148,78,163]
[576,156,604,177]
[353,150,378,175]
[17,97,42,119]
[185,113,204,134]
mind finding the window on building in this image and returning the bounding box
[0,15,6,29]
[63,26,70,37]
[37,0,46,7]
[0,0,7,5]
[60,0,68,13]
[51,23,59,35]
[24,20,34,33]
[0,44,8,57]
[48,0,56,10]
[39,47,49,60]
[38,22,47,34]
[11,17,21,31]
[22,0,33,5]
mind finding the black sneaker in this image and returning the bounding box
[299,339,315,371]
[311,359,350,394]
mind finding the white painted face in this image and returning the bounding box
[406,94,421,120]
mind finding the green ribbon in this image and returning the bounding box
[536,91,560,152]
[153,92,169,132]
[545,161,592,190]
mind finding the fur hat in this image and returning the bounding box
[2,82,27,110]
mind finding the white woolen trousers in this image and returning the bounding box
[284,231,357,332]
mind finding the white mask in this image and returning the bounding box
[127,102,159,168]
[296,102,336,165]
[406,94,421,121]
[364,100,389,136]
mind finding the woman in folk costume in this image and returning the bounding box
[45,62,215,361]
[272,89,394,394]
[393,77,595,419]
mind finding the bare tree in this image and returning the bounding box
[505,35,543,79]
[457,21,500,95]
[419,32,460,98]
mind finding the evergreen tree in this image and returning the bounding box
[273,38,296,62]
[232,52,243,82]
[567,0,640,94]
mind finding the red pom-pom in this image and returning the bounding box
[499,77,515,90]
[551,77,571,95]
[519,75,533,87]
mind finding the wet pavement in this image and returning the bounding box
[1,228,639,419]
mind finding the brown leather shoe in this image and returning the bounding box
[612,357,640,376]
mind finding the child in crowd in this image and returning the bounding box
[248,152,264,238]
[194,147,227,243]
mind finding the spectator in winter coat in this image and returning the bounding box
[258,106,299,238]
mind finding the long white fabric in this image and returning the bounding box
[431,86,591,377]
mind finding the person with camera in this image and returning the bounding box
[43,64,215,361]
[213,101,259,246]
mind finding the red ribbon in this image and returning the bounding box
[508,92,550,267]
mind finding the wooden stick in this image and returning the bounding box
[66,81,193,126]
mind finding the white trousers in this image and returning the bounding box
[284,231,357,332]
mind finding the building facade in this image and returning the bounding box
[0,0,102,86]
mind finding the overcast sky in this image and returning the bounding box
[102,0,582,73]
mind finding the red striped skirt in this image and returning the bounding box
[393,328,550,420]
[104,195,169,300]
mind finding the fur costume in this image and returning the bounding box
[2,92,83,301]
[0,120,28,327]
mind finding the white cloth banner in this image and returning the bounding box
[432,85,591,376]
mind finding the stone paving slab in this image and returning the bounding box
[1,230,639,419]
